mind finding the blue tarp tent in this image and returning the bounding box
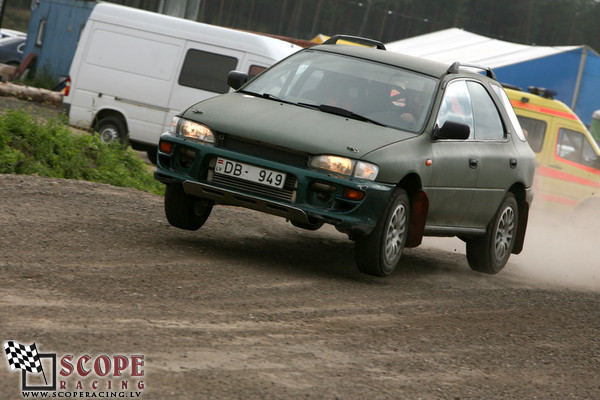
[386,28,600,126]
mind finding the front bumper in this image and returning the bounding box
[154,133,395,235]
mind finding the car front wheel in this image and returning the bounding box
[354,188,410,277]
[466,193,518,274]
[164,183,213,231]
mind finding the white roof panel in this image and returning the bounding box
[386,28,579,68]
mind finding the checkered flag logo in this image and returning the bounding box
[3,341,44,374]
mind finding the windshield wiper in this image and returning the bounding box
[313,104,387,127]
[239,90,296,105]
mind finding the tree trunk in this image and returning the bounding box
[0,82,63,107]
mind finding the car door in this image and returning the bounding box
[426,79,481,228]
[464,81,518,228]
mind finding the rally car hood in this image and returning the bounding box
[181,93,415,158]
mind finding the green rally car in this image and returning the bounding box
[154,35,536,277]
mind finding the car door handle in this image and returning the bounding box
[469,158,479,168]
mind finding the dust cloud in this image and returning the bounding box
[423,206,600,291]
[510,207,600,291]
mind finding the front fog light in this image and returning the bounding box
[180,120,215,144]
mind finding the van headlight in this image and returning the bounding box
[309,155,378,181]
[176,118,215,144]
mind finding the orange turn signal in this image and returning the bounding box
[343,188,365,201]
[160,141,174,154]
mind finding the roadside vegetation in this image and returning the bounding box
[0,108,164,195]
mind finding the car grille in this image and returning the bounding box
[207,158,297,203]
[217,133,309,168]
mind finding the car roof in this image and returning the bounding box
[0,29,26,38]
[0,36,26,46]
[309,42,489,80]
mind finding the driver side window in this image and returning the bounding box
[436,80,475,138]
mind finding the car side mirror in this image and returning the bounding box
[227,70,249,90]
[433,121,470,140]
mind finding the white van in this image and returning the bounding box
[62,3,300,161]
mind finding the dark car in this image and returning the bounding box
[154,35,536,277]
[0,36,26,66]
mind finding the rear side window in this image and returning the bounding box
[493,85,527,141]
[468,81,504,140]
[179,49,238,93]
[516,116,546,153]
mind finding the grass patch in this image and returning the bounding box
[0,108,164,196]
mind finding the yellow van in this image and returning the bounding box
[505,87,600,212]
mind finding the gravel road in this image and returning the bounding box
[0,171,598,399]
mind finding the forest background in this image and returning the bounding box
[3,0,600,50]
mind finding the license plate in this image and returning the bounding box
[214,158,286,189]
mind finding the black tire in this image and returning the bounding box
[466,193,518,274]
[290,219,324,231]
[354,188,410,277]
[164,183,213,231]
[95,117,127,145]
[146,147,158,165]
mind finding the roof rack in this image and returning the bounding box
[447,61,497,80]
[501,83,522,91]
[527,86,557,99]
[322,34,386,50]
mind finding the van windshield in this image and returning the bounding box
[242,50,437,132]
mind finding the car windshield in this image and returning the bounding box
[242,50,438,132]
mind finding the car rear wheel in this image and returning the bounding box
[164,183,213,231]
[354,188,410,277]
[466,193,518,274]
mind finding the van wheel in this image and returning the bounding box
[164,183,213,231]
[354,188,410,277]
[95,117,127,145]
[466,193,518,274]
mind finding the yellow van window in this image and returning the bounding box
[516,116,546,153]
[556,128,600,170]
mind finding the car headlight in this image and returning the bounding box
[309,155,378,181]
[178,118,215,144]
[354,160,379,181]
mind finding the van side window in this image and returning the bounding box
[248,65,266,79]
[556,128,600,170]
[467,81,504,140]
[179,49,238,93]
[516,116,546,153]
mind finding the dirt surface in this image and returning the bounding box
[1,97,599,399]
